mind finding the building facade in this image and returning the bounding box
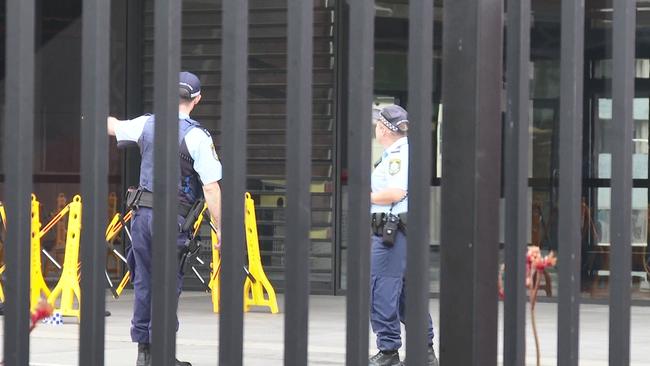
[1,0,650,301]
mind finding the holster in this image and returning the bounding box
[370,212,408,245]
[178,236,202,274]
[180,198,206,233]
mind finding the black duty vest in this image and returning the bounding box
[137,115,205,207]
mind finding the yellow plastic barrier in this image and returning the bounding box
[47,195,83,318]
[104,192,277,315]
[106,210,133,298]
[0,201,6,227]
[207,193,278,314]
[44,193,67,277]
[0,202,5,302]
[30,195,51,311]
[242,193,278,314]
[208,225,221,313]
[0,264,5,302]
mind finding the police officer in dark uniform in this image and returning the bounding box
[107,71,222,366]
[368,105,438,366]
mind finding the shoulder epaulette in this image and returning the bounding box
[184,118,211,137]
[196,126,211,137]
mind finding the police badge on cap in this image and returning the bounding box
[377,105,409,133]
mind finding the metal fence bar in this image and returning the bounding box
[405,0,433,364]
[344,0,373,364]
[504,0,530,365]
[609,0,635,364]
[3,0,35,364]
[79,0,110,364]
[150,0,181,364]
[557,1,584,365]
[284,0,313,364]
[439,0,503,364]
[219,0,248,364]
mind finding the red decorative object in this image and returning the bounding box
[30,298,54,332]
[499,246,557,366]
[1,298,54,365]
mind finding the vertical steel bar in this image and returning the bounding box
[557,1,584,365]
[150,0,181,364]
[219,0,248,364]
[126,0,144,116]
[405,0,433,364]
[504,0,530,365]
[609,0,635,364]
[345,0,373,364]
[284,0,313,364]
[439,0,503,364]
[79,0,110,364]
[3,0,35,364]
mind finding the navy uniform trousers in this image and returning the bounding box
[370,230,435,351]
[127,207,188,343]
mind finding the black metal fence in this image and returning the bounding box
[1,0,638,365]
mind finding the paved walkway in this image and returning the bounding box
[1,291,648,365]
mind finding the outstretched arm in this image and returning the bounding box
[107,116,120,136]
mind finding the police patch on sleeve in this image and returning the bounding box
[211,143,219,161]
[388,159,401,175]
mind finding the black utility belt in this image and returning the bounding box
[371,212,407,246]
[125,187,193,217]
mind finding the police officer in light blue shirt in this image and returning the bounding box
[107,71,222,366]
[369,105,438,366]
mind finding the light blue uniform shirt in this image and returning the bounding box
[371,137,408,214]
[114,112,223,185]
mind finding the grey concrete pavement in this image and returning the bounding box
[0,291,648,365]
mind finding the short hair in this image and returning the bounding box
[179,93,198,106]
[180,87,193,101]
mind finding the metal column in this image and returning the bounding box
[3,0,35,364]
[219,0,248,364]
[440,0,503,364]
[284,0,314,364]
[344,0,374,364]
[150,0,182,364]
[609,0,635,364]
[504,0,531,365]
[405,0,434,364]
[557,1,584,365]
[79,0,111,364]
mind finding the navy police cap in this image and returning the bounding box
[377,104,409,132]
[179,71,201,99]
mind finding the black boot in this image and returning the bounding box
[136,343,151,366]
[400,347,439,366]
[175,358,192,366]
[369,350,401,366]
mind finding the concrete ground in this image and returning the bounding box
[1,291,648,365]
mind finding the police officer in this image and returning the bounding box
[368,105,438,366]
[107,71,222,366]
